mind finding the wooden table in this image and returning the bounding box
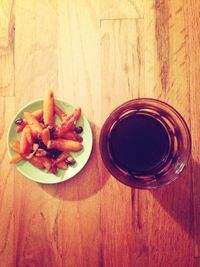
[0,1,199,266]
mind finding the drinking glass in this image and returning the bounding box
[99,98,191,189]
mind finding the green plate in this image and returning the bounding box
[7,99,93,184]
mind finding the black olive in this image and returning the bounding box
[47,126,57,139]
[35,138,47,150]
[74,126,83,134]
[15,118,23,125]
[46,149,62,159]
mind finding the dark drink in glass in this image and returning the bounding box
[100,99,191,189]
[109,113,170,173]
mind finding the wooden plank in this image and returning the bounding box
[13,178,64,267]
[0,0,15,96]
[195,258,200,267]
[14,1,60,267]
[186,0,200,258]
[0,96,15,267]
[100,0,143,19]
[143,0,194,266]
[57,0,100,123]
[56,1,102,267]
[101,20,143,114]
[15,0,58,106]
[100,19,149,267]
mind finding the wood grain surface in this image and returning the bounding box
[0,1,199,267]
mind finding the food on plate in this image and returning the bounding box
[56,161,68,169]
[41,128,50,146]
[16,120,27,133]
[28,156,45,169]
[40,157,52,171]
[15,109,43,133]
[47,139,83,152]
[62,131,83,142]
[65,155,76,165]
[56,107,81,137]
[24,112,43,137]
[32,109,43,120]
[9,89,84,175]
[9,154,23,164]
[43,88,55,126]
[10,140,20,153]
[20,125,32,155]
[74,126,83,134]
[54,105,67,121]
[53,151,70,165]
